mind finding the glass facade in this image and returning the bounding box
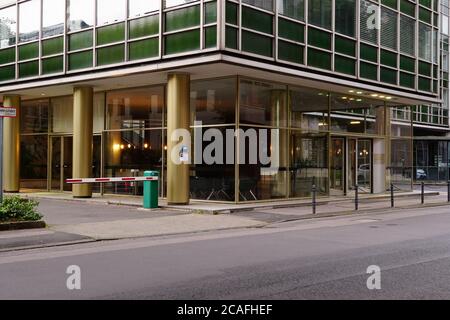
[0,0,218,82]
[16,76,412,201]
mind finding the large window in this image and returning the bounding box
[0,4,16,48]
[97,0,126,25]
[20,135,48,190]
[191,78,236,125]
[335,0,355,37]
[277,0,304,21]
[380,7,398,50]
[400,15,415,56]
[308,0,332,30]
[106,87,164,130]
[43,0,65,37]
[68,0,94,31]
[419,23,433,61]
[21,99,49,133]
[19,0,40,42]
[129,0,160,18]
[242,0,273,11]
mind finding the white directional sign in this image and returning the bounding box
[0,107,16,118]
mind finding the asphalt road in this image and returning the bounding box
[2,206,450,299]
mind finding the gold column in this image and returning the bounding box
[167,73,190,204]
[72,87,93,198]
[2,95,20,192]
[271,90,288,197]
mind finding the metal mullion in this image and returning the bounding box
[124,0,129,62]
[15,2,19,79]
[200,0,204,49]
[218,0,224,49]
[238,0,242,51]
[304,0,308,66]
[356,0,361,79]
[331,0,335,72]
[274,0,278,61]
[39,0,42,76]
[159,0,163,58]
[63,0,68,74]
[93,0,97,67]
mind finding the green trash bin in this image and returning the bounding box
[143,171,159,209]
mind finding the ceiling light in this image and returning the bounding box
[350,121,361,125]
[386,96,392,100]
[370,94,379,97]
[356,91,363,94]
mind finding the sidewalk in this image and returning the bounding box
[0,189,447,252]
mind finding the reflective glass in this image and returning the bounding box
[19,0,40,42]
[129,0,160,17]
[43,0,65,37]
[106,87,164,129]
[0,5,16,48]
[68,0,94,31]
[97,0,126,25]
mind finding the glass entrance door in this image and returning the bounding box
[330,138,345,195]
[347,138,372,193]
[50,136,72,192]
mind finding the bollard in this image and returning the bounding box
[421,182,425,204]
[143,171,159,209]
[312,184,317,214]
[390,183,394,208]
[447,180,450,203]
[355,185,359,211]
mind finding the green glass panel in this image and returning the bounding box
[97,23,125,46]
[129,38,159,60]
[42,37,64,56]
[278,18,304,43]
[0,65,15,81]
[165,29,200,55]
[419,0,431,8]
[419,8,432,23]
[204,1,217,24]
[97,44,125,66]
[165,5,200,32]
[381,0,397,9]
[68,50,93,70]
[204,26,217,48]
[42,56,63,75]
[400,72,415,88]
[360,43,378,62]
[360,62,377,80]
[69,31,93,51]
[419,76,431,91]
[308,48,331,70]
[0,47,15,64]
[400,0,415,17]
[335,55,355,75]
[129,15,159,40]
[242,6,273,34]
[380,67,397,85]
[380,50,397,68]
[242,31,273,57]
[278,40,304,64]
[400,55,415,72]
[225,26,238,49]
[308,28,331,50]
[19,61,39,78]
[226,1,238,25]
[335,36,355,56]
[419,61,432,76]
[19,42,39,61]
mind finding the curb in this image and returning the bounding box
[0,220,46,232]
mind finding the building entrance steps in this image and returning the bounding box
[15,189,444,216]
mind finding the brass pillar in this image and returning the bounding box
[167,73,190,204]
[271,90,288,197]
[2,95,20,192]
[72,87,93,198]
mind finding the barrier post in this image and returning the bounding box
[312,184,317,215]
[447,181,450,203]
[143,171,159,209]
[421,182,425,204]
[355,185,359,211]
[391,183,394,208]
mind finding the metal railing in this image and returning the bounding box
[310,181,450,215]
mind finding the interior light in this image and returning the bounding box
[370,94,379,97]
[120,145,125,150]
[113,144,120,151]
[144,143,149,149]
[350,121,361,125]
[349,90,355,93]
[386,96,392,100]
[128,144,132,149]
[356,91,363,94]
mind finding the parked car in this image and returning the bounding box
[416,169,427,180]
[358,164,370,184]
